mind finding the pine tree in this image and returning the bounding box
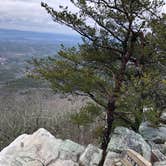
[29,0,166,154]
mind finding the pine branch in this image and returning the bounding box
[41,2,123,54]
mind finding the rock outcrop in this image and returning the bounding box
[103,151,121,166]
[139,122,166,143]
[79,144,102,166]
[1,126,166,166]
[107,127,151,161]
[0,128,102,166]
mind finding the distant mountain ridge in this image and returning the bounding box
[0,28,81,85]
[0,28,81,43]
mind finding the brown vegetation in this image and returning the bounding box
[0,88,102,150]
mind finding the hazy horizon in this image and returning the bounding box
[0,27,81,36]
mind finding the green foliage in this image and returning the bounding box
[29,0,166,135]
[70,102,102,126]
[144,109,160,127]
[116,70,166,130]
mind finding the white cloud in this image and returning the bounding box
[0,0,166,34]
[0,0,77,34]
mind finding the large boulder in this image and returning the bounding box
[0,128,84,166]
[139,122,166,143]
[103,151,121,166]
[79,144,102,166]
[107,127,151,161]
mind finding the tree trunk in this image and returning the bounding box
[99,96,116,166]
[99,48,133,165]
[101,95,116,151]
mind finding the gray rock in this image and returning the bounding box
[103,151,121,166]
[59,139,85,162]
[148,141,166,157]
[148,141,166,162]
[160,112,166,123]
[51,159,79,166]
[107,127,151,161]
[139,122,166,143]
[152,149,166,162]
[0,128,85,166]
[115,162,123,166]
[153,161,166,166]
[79,144,102,166]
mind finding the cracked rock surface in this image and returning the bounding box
[0,128,102,166]
[1,126,164,166]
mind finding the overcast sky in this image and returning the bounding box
[0,0,77,34]
[0,0,166,34]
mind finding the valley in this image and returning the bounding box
[0,29,81,87]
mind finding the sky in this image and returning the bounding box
[0,0,166,35]
[0,0,77,34]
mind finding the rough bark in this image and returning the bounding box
[99,95,116,166]
[101,96,116,151]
